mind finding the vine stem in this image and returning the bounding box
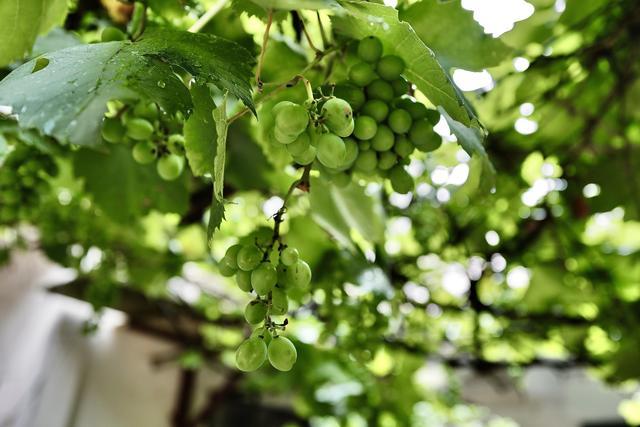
[187,0,228,33]
[316,12,329,48]
[255,9,274,92]
[297,12,321,54]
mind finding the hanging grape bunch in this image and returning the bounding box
[219,236,311,372]
[101,98,186,181]
[0,145,58,225]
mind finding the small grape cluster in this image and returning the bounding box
[0,145,58,224]
[101,99,186,181]
[220,239,311,372]
[329,36,442,192]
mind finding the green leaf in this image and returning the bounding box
[207,93,229,243]
[310,178,385,249]
[184,84,217,177]
[333,1,473,125]
[400,0,512,71]
[0,29,255,146]
[0,0,68,66]
[73,146,188,223]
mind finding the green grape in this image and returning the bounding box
[286,132,311,155]
[236,337,267,372]
[285,259,312,289]
[391,78,409,97]
[222,244,242,269]
[156,155,184,181]
[321,98,354,138]
[371,125,395,151]
[134,101,159,121]
[377,55,405,81]
[349,62,377,87]
[359,140,371,150]
[125,118,154,141]
[378,151,398,170]
[167,134,185,155]
[362,100,389,123]
[268,336,297,371]
[389,166,414,194]
[237,245,263,271]
[101,117,126,143]
[272,101,297,117]
[275,103,309,137]
[101,26,126,42]
[251,263,278,296]
[236,270,253,292]
[330,172,351,187]
[292,144,316,165]
[388,109,413,134]
[354,116,378,141]
[271,287,289,315]
[357,36,383,63]
[280,247,299,267]
[245,300,268,324]
[219,262,236,277]
[338,138,359,170]
[394,135,415,158]
[132,141,156,164]
[316,133,346,169]
[366,79,394,102]
[425,109,441,125]
[334,84,365,111]
[273,126,298,144]
[398,99,428,120]
[409,120,442,152]
[251,327,272,345]
[354,149,377,172]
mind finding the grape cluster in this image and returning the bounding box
[220,240,311,372]
[328,36,442,192]
[101,99,186,181]
[0,145,58,224]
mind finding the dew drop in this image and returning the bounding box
[157,80,166,88]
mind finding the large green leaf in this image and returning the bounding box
[0,0,68,66]
[73,146,189,223]
[0,29,254,146]
[400,0,512,71]
[184,84,217,177]
[333,1,473,125]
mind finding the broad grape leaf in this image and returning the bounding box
[0,29,254,146]
[73,146,189,223]
[401,0,512,71]
[333,1,474,126]
[184,84,217,177]
[0,0,68,66]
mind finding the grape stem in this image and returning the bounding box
[316,12,329,48]
[295,11,321,54]
[187,0,228,33]
[255,9,274,92]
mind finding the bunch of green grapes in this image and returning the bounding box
[328,36,443,193]
[101,99,186,181]
[0,145,58,225]
[219,238,311,372]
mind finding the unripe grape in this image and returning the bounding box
[388,109,413,134]
[271,287,289,316]
[354,116,377,141]
[316,134,346,169]
[334,84,365,111]
[236,337,267,372]
[101,26,126,42]
[134,101,159,121]
[286,132,311,155]
[285,259,312,289]
[398,98,428,120]
[354,150,377,172]
[251,327,272,345]
[251,263,277,296]
[394,135,414,158]
[321,98,354,138]
[125,118,154,141]
[362,100,389,123]
[292,145,317,166]
[366,79,394,102]
[425,109,441,125]
[275,103,309,137]
[330,172,351,187]
[378,151,398,170]
[219,262,236,277]
[222,244,242,269]
[101,117,126,143]
[377,55,405,81]
[157,155,184,181]
[132,141,156,164]
[338,138,359,170]
[357,36,383,63]
[359,140,371,150]
[349,62,377,87]
[389,166,414,194]
[273,126,297,144]
[409,120,442,152]
[236,270,253,292]
[237,245,262,271]
[268,336,297,371]
[391,78,409,97]
[280,247,299,266]
[245,300,268,324]
[272,101,297,117]
[371,125,395,151]
[167,134,185,155]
